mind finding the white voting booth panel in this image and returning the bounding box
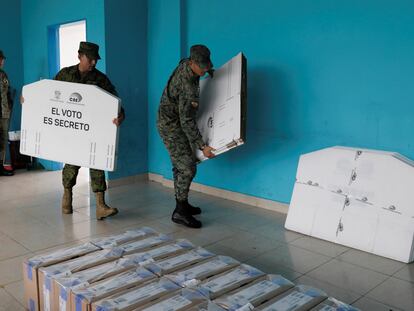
[21,79,120,171]
[286,146,414,263]
[196,52,247,161]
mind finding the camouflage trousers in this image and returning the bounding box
[158,130,197,201]
[0,118,9,165]
[62,164,107,192]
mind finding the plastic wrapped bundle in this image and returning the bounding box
[196,264,265,299]
[90,227,158,249]
[166,256,240,288]
[145,247,214,276]
[214,274,294,310]
[255,285,328,311]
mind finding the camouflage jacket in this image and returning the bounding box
[157,59,204,149]
[0,68,11,119]
[54,65,124,114]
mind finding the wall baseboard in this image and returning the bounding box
[148,173,289,214]
[107,173,149,188]
[109,173,288,214]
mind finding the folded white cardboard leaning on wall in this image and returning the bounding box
[20,79,121,171]
[196,52,247,161]
[285,146,414,263]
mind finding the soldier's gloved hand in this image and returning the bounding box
[202,145,216,158]
[207,69,215,78]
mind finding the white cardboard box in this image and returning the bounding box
[91,277,180,311]
[71,267,156,311]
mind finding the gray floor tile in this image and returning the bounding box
[295,275,362,305]
[244,256,302,281]
[307,259,389,295]
[172,219,247,247]
[251,223,305,243]
[0,232,30,261]
[338,249,405,276]
[2,221,75,252]
[0,254,32,286]
[291,236,349,258]
[366,277,414,311]
[352,296,403,311]
[0,288,25,311]
[204,242,254,262]
[393,264,414,284]
[215,231,282,259]
[2,169,413,311]
[4,280,24,306]
[255,244,331,275]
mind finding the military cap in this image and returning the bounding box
[0,50,5,59]
[190,44,212,69]
[78,41,101,60]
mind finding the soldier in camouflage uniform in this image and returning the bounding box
[157,45,215,228]
[0,50,13,176]
[54,41,125,220]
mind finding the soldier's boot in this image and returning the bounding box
[0,165,13,176]
[184,200,201,215]
[172,199,202,228]
[62,188,73,214]
[95,192,118,220]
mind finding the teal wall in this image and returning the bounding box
[148,0,414,203]
[105,0,148,178]
[20,0,106,170]
[0,0,24,131]
[9,0,414,203]
[21,0,106,83]
[148,0,183,179]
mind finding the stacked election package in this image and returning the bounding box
[23,226,360,311]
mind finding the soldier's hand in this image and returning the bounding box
[20,95,25,104]
[202,145,216,158]
[112,111,125,127]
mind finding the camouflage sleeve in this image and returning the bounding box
[54,69,67,81]
[99,75,118,97]
[0,71,8,118]
[100,76,125,116]
[178,95,204,149]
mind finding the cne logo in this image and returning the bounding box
[207,116,214,128]
[54,90,61,100]
[69,92,83,103]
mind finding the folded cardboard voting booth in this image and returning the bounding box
[21,79,121,171]
[285,146,414,263]
[196,53,247,161]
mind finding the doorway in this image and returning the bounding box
[46,20,89,186]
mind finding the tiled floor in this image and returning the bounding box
[1,169,413,311]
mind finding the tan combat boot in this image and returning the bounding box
[95,191,118,220]
[62,188,73,214]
